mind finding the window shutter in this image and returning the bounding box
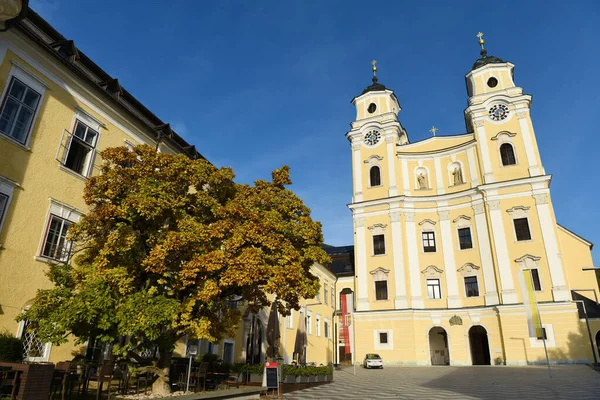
[90,149,103,176]
[56,129,73,166]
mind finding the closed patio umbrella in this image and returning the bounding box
[293,311,307,364]
[266,301,281,359]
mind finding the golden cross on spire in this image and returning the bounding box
[371,59,377,77]
[477,32,485,50]
[429,126,438,136]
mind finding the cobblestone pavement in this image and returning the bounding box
[283,365,600,399]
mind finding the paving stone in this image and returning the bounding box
[283,365,600,399]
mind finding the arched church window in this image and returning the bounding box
[500,143,516,166]
[370,166,381,187]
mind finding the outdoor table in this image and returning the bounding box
[206,372,229,389]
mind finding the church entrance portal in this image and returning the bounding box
[469,325,491,365]
[429,327,449,365]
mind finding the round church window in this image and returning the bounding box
[368,103,377,114]
[487,77,498,88]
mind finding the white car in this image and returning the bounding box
[363,353,383,369]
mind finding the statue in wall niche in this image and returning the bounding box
[417,173,427,189]
[452,167,463,185]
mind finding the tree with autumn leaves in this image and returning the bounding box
[20,145,330,394]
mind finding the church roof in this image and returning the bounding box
[471,49,505,71]
[361,76,387,95]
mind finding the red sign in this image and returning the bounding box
[265,362,278,368]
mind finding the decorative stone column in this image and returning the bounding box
[389,209,408,308]
[533,193,569,301]
[405,211,424,309]
[487,200,517,304]
[355,216,370,311]
[472,201,500,305]
[473,118,494,184]
[516,109,542,177]
[438,209,461,308]
[386,136,398,196]
[352,142,363,202]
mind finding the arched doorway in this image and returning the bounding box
[469,325,491,365]
[429,327,449,365]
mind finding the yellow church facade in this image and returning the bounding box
[343,38,600,366]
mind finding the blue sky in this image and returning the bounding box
[31,0,599,260]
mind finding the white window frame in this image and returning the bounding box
[36,199,83,263]
[315,275,321,301]
[373,329,393,350]
[370,267,390,301]
[0,63,48,148]
[316,314,321,336]
[458,263,481,298]
[530,324,556,348]
[58,111,102,179]
[324,319,331,339]
[324,281,328,305]
[491,131,519,168]
[419,219,437,253]
[221,339,235,364]
[365,155,383,188]
[306,310,312,335]
[331,285,335,308]
[17,315,52,362]
[453,214,475,251]
[427,279,442,299]
[368,223,387,256]
[507,206,533,242]
[285,309,293,329]
[0,175,18,237]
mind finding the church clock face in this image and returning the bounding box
[488,104,509,121]
[364,130,381,146]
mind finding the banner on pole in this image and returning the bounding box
[518,268,543,339]
[340,293,354,355]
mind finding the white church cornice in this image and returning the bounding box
[396,138,476,160]
[348,175,553,213]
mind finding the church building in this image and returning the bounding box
[341,34,600,366]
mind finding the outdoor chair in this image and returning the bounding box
[223,372,241,389]
[121,364,150,395]
[86,360,117,400]
[0,368,21,399]
[190,362,208,392]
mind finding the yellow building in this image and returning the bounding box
[0,7,202,363]
[178,262,337,366]
[342,37,600,366]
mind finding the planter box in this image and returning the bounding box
[307,375,316,383]
[316,374,325,382]
[326,373,333,382]
[299,375,308,383]
[283,375,297,384]
[0,362,55,400]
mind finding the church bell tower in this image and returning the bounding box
[464,33,545,184]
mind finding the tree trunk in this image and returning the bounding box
[151,346,173,395]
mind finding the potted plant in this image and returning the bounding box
[326,365,333,382]
[282,365,298,384]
